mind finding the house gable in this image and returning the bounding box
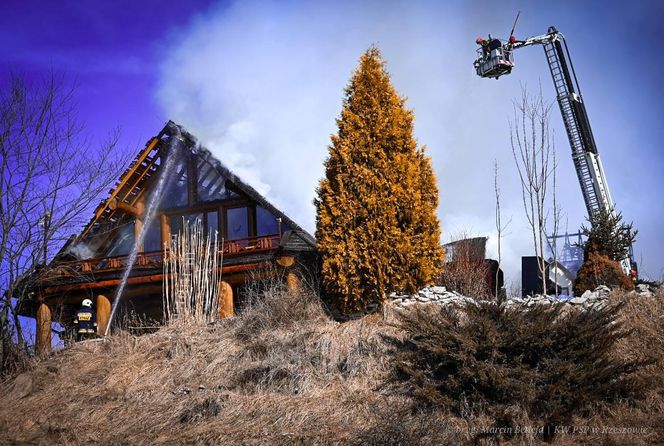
[62,121,315,260]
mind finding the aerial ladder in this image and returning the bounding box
[474,21,634,275]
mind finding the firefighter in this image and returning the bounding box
[476,36,490,58]
[73,299,97,341]
[488,37,502,53]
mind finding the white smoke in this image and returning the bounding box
[66,243,95,260]
[154,0,663,283]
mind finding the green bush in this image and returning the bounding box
[582,208,636,262]
[392,302,653,440]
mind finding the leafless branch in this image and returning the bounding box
[0,73,129,357]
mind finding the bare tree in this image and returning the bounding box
[493,159,511,301]
[510,87,554,295]
[548,144,563,296]
[0,73,127,361]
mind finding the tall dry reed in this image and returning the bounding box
[163,220,222,324]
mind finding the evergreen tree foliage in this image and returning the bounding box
[582,208,637,262]
[315,47,444,314]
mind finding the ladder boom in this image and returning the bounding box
[541,31,615,220]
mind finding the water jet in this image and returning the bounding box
[104,125,185,337]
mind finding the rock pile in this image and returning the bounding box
[390,283,657,310]
[390,286,476,307]
[635,283,655,297]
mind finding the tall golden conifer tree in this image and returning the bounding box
[315,47,444,314]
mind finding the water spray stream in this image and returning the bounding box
[104,128,184,337]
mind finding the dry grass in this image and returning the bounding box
[0,286,662,445]
[0,284,433,445]
[556,288,664,446]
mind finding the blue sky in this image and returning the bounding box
[2,0,662,296]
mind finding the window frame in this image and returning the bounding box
[165,205,221,239]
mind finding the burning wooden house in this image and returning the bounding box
[20,121,317,352]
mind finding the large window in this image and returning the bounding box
[256,206,279,236]
[226,207,248,240]
[206,211,219,237]
[169,212,203,237]
[143,218,162,252]
[169,211,219,239]
[106,222,135,256]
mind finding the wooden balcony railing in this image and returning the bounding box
[50,234,281,278]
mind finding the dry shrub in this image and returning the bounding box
[439,239,492,299]
[574,251,634,295]
[539,289,664,446]
[392,301,655,441]
[0,335,31,378]
[226,280,397,395]
[573,288,664,445]
[612,287,664,361]
[234,273,329,341]
[163,220,221,325]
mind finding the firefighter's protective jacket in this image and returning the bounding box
[73,307,97,334]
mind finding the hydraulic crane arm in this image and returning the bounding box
[511,32,556,48]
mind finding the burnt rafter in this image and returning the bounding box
[77,133,164,241]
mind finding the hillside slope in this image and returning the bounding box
[1,287,662,445]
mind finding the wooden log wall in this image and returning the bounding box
[287,272,301,294]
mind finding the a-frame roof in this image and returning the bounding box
[65,121,315,255]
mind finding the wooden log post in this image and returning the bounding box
[287,271,301,294]
[134,198,146,251]
[109,198,142,217]
[277,255,300,295]
[276,255,295,268]
[35,303,52,354]
[161,214,170,250]
[134,219,143,250]
[218,281,234,319]
[96,294,111,336]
